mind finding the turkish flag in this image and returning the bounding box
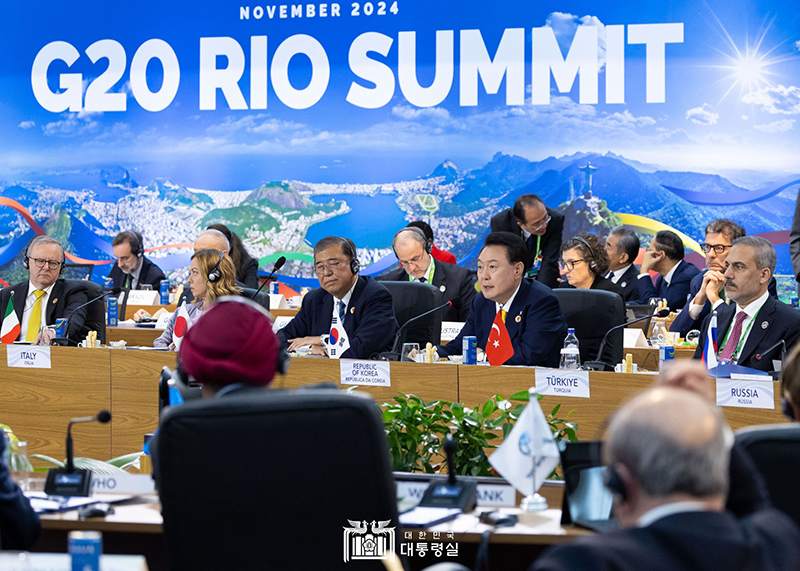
[486,310,514,366]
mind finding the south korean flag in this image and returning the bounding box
[326,314,350,359]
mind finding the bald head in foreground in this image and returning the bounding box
[532,387,800,571]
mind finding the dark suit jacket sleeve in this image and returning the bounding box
[277,299,314,346]
[634,274,658,305]
[489,210,507,233]
[344,283,398,359]
[240,257,259,289]
[664,266,696,311]
[536,210,563,289]
[508,289,566,367]
[791,188,800,281]
[454,270,477,322]
[60,281,90,340]
[142,258,167,289]
[669,274,703,337]
[0,436,40,550]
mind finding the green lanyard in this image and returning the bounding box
[718,307,760,362]
[408,256,435,283]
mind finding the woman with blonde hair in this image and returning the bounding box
[152,249,241,350]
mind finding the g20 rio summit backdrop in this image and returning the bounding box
[1,0,798,290]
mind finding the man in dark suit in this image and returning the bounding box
[0,235,88,342]
[490,194,564,288]
[790,187,800,297]
[632,230,700,310]
[693,236,800,371]
[377,227,476,321]
[531,386,800,571]
[603,226,640,302]
[437,232,567,367]
[107,230,166,290]
[279,236,398,359]
[0,434,40,550]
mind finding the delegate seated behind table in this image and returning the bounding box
[137,249,241,349]
[279,236,398,359]
[556,233,624,297]
[437,232,566,366]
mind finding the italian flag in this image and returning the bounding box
[1,297,20,344]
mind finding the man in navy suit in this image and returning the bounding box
[437,232,566,367]
[279,236,398,359]
[603,226,641,302]
[632,230,700,310]
[0,433,40,550]
[693,236,800,372]
[531,387,800,571]
[671,220,778,338]
[107,230,166,290]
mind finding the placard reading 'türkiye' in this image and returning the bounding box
[534,369,590,398]
[340,360,391,387]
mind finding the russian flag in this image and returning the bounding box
[702,314,718,369]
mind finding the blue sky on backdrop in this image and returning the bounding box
[0,0,799,188]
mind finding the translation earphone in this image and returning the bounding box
[344,238,361,275]
[393,227,433,256]
[132,231,145,258]
[573,235,598,272]
[207,251,224,282]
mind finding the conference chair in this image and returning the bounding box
[239,286,271,313]
[734,424,800,527]
[68,279,106,344]
[381,281,444,347]
[551,289,625,366]
[155,389,400,571]
[61,263,94,280]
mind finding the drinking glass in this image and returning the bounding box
[401,343,419,362]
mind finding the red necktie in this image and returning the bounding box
[719,311,747,362]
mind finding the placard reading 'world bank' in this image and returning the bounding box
[534,369,590,399]
[716,379,775,410]
[340,360,391,387]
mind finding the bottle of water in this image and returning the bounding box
[559,328,581,370]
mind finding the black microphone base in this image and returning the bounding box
[44,468,93,497]
[51,337,77,347]
[375,351,401,361]
[585,360,615,372]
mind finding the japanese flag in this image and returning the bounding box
[173,302,192,350]
[486,310,514,366]
[1,294,20,344]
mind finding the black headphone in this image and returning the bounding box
[207,251,224,283]
[343,238,360,275]
[604,464,628,501]
[22,237,66,276]
[132,231,145,258]
[573,235,598,272]
[393,227,433,256]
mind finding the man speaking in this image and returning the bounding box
[108,230,166,290]
[377,227,475,322]
[279,236,398,359]
[437,232,566,367]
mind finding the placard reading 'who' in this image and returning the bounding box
[534,369,590,399]
[340,360,391,387]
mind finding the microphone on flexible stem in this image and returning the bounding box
[251,256,287,302]
[377,298,458,361]
[755,339,786,379]
[51,288,122,346]
[443,434,457,486]
[45,410,112,497]
[585,308,670,371]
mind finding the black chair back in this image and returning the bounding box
[552,289,625,365]
[155,390,399,571]
[735,424,800,528]
[380,281,444,346]
[240,287,270,313]
[62,263,94,280]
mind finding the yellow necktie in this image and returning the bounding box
[26,290,45,342]
[501,310,507,324]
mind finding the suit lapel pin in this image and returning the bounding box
[761,321,768,329]
[515,315,521,323]
[350,307,354,314]
[621,282,627,288]
[440,285,446,292]
[52,298,58,304]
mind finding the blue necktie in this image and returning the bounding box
[338,301,346,325]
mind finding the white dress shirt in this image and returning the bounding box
[20,280,56,340]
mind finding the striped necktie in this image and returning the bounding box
[25,290,46,342]
[338,301,346,325]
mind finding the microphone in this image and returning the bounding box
[377,297,458,361]
[45,410,112,497]
[585,308,670,371]
[251,256,287,302]
[51,287,122,346]
[756,339,786,379]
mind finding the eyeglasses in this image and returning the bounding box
[28,257,62,270]
[558,259,586,271]
[314,259,347,274]
[527,214,551,232]
[701,243,732,255]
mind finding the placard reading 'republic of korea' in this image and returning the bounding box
[534,369,590,399]
[340,360,391,387]
[716,379,775,410]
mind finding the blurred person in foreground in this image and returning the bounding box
[532,386,800,571]
[0,432,40,550]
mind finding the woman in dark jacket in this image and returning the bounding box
[206,224,259,288]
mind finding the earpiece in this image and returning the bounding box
[393,227,433,256]
[344,238,360,275]
[207,252,224,282]
[22,239,67,275]
[133,231,145,258]
[573,235,598,271]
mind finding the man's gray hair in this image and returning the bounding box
[392,227,428,251]
[27,235,63,256]
[607,393,730,498]
[197,229,230,251]
[732,235,776,274]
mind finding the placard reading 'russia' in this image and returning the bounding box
[534,369,590,398]
[340,360,391,387]
[716,378,775,410]
[7,346,51,369]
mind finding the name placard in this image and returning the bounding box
[534,369,590,398]
[440,321,466,343]
[396,481,516,508]
[272,315,294,332]
[126,290,159,305]
[716,378,775,409]
[340,360,391,387]
[92,473,155,495]
[7,345,51,369]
